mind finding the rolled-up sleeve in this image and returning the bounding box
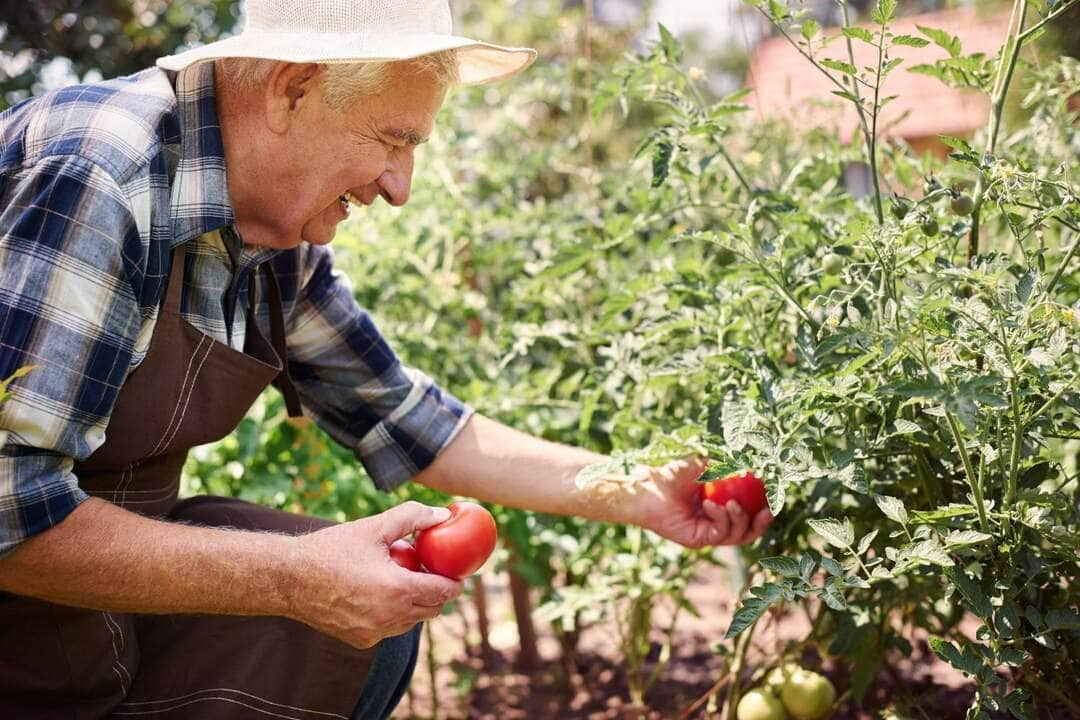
[284,245,472,491]
[0,155,144,557]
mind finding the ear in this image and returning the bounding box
[265,62,322,134]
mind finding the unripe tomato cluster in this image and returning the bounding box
[389,501,497,580]
[736,664,836,720]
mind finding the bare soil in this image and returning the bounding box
[395,558,1077,720]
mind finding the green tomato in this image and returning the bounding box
[919,216,939,237]
[764,663,802,693]
[950,193,974,216]
[780,669,836,720]
[737,688,788,720]
[821,252,844,275]
[890,196,911,220]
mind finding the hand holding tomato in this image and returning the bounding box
[627,457,774,548]
[699,471,768,517]
[288,501,465,650]
[415,501,497,579]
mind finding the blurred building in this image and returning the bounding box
[744,5,1011,157]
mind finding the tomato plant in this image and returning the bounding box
[415,501,498,579]
[183,0,1080,715]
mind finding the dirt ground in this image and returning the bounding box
[394,557,1074,720]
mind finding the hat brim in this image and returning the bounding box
[155,32,536,85]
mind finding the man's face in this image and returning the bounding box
[251,63,447,249]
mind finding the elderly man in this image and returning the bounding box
[0,1,772,718]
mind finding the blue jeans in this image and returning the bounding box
[350,624,422,720]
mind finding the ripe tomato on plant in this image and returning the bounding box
[389,539,421,572]
[415,501,497,579]
[699,471,768,517]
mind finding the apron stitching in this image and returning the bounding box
[157,338,215,451]
[113,688,348,719]
[112,697,332,718]
[100,611,132,694]
[147,334,209,457]
[120,461,136,508]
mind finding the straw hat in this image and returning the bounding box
[156,0,537,85]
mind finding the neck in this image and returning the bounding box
[214,66,279,248]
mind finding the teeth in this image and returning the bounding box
[341,191,361,207]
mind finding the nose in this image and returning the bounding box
[376,147,415,207]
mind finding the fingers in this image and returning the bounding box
[701,500,773,546]
[375,500,451,542]
[742,508,775,544]
[726,500,751,541]
[403,571,465,609]
[701,499,731,540]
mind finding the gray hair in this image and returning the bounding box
[219,52,459,109]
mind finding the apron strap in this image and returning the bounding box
[165,243,187,314]
[248,261,304,418]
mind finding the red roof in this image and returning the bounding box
[745,6,1011,142]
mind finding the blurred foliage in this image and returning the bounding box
[0,0,240,108]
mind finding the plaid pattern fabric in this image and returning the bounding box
[0,64,471,557]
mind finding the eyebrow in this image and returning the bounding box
[386,128,428,146]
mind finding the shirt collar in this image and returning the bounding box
[169,62,235,248]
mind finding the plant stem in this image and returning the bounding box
[1006,378,1024,508]
[725,618,758,720]
[1025,373,1079,429]
[943,408,990,533]
[970,0,1029,258]
[1018,0,1080,42]
[839,0,886,224]
[1045,230,1080,297]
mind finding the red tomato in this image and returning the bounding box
[389,539,421,572]
[699,471,768,517]
[415,501,497,580]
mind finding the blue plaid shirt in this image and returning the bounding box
[0,63,472,557]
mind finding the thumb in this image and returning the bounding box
[376,501,451,542]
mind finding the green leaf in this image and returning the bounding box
[808,517,855,548]
[891,34,930,48]
[821,582,848,610]
[916,25,962,57]
[872,0,896,24]
[874,494,909,525]
[821,59,858,76]
[821,556,845,577]
[801,19,820,40]
[938,134,973,152]
[725,594,778,638]
[908,539,955,567]
[836,461,867,494]
[657,23,683,63]
[893,418,922,434]
[842,27,874,43]
[767,0,791,21]
[944,530,993,546]
[929,636,984,676]
[759,556,802,579]
[1046,609,1080,630]
[652,139,674,188]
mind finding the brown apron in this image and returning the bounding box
[0,243,382,719]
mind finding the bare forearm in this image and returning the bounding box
[414,414,647,524]
[0,497,294,618]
